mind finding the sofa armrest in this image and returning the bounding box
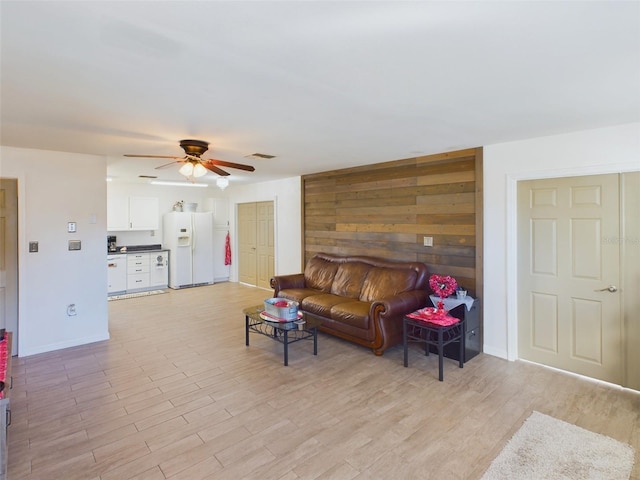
[270,273,306,295]
[373,290,429,319]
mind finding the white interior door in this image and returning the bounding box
[238,203,257,285]
[256,201,274,289]
[0,179,18,355]
[518,174,622,385]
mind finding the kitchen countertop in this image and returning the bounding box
[108,245,169,254]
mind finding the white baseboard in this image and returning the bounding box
[482,345,508,360]
[21,332,110,357]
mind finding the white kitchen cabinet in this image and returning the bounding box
[129,197,159,230]
[107,254,127,294]
[107,195,129,231]
[107,196,159,231]
[123,251,168,292]
[127,253,150,291]
[149,252,169,288]
[210,198,231,282]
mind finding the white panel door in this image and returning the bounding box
[518,174,622,385]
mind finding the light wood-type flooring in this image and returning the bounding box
[7,282,640,479]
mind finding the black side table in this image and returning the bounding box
[403,316,465,381]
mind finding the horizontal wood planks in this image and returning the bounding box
[302,148,482,296]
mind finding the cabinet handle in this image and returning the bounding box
[6,408,11,427]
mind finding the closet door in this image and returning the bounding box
[238,203,257,285]
[238,201,275,288]
[256,201,275,289]
[518,174,622,385]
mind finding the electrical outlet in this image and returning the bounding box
[423,236,433,247]
[67,304,77,316]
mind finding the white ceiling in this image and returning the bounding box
[1,1,639,187]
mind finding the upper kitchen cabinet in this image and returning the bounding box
[108,196,159,231]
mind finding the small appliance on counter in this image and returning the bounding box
[108,235,117,252]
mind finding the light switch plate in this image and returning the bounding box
[29,241,39,253]
[68,222,77,233]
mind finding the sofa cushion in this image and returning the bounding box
[359,267,418,302]
[330,262,371,298]
[301,293,347,318]
[278,288,321,303]
[330,300,371,330]
[304,256,339,292]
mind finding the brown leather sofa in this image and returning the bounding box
[270,253,429,355]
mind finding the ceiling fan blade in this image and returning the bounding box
[124,154,184,159]
[205,158,255,172]
[203,162,230,176]
[155,160,184,170]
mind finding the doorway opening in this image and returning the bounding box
[0,179,18,356]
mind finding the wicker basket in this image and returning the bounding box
[264,298,299,320]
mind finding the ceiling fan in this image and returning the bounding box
[124,139,255,178]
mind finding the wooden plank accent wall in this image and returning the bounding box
[302,147,483,298]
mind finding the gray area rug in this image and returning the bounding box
[481,411,635,480]
[108,290,166,301]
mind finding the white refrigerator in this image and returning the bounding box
[163,211,215,289]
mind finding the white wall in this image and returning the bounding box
[0,146,109,356]
[228,177,302,282]
[483,122,640,360]
[107,181,224,246]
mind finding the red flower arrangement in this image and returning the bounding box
[429,274,458,311]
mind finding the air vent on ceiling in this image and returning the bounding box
[245,153,276,159]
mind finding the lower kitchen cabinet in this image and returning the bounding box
[149,252,169,288]
[127,253,150,292]
[125,251,168,293]
[107,254,127,294]
[108,251,169,296]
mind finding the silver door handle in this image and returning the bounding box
[594,285,618,293]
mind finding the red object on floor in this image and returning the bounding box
[0,336,7,399]
[224,232,232,266]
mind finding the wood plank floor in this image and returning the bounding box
[7,282,640,479]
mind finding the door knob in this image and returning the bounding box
[594,285,618,293]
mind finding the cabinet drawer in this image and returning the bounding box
[127,265,149,275]
[127,273,150,290]
[127,254,149,266]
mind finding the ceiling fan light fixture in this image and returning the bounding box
[216,177,229,190]
[179,162,194,177]
[192,162,207,177]
[150,180,208,188]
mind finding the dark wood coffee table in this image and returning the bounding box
[243,305,323,366]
